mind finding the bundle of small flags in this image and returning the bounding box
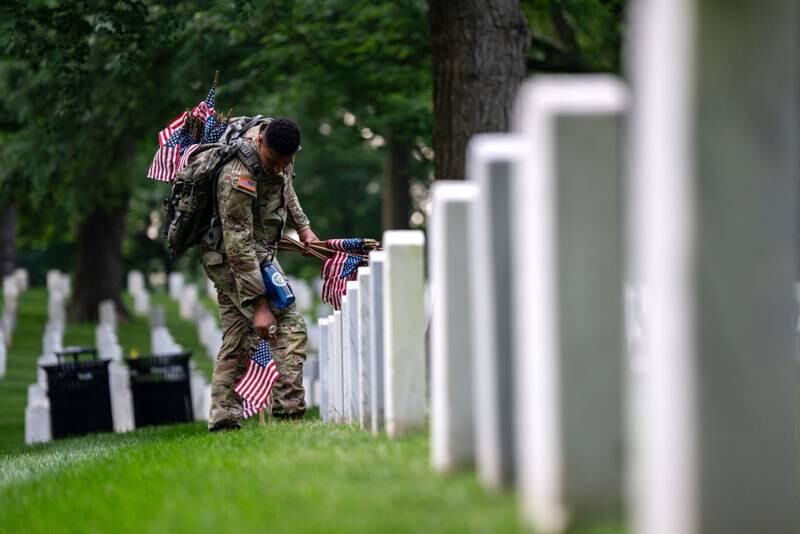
[233,339,279,419]
[321,238,369,310]
[147,74,230,182]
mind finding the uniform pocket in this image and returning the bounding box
[202,249,225,266]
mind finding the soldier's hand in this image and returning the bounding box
[253,297,278,340]
[297,226,320,256]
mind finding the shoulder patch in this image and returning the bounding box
[232,175,257,197]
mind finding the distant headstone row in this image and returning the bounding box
[25,272,214,444]
[28,289,138,444]
[0,268,27,379]
[163,272,223,362]
[316,231,425,436]
[26,270,70,445]
[148,303,210,423]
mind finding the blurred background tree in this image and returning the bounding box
[0,0,624,322]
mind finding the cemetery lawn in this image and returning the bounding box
[0,417,528,533]
[0,291,623,532]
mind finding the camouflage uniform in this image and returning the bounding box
[200,120,310,430]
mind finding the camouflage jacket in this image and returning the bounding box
[202,121,310,308]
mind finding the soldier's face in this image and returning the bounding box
[258,137,294,175]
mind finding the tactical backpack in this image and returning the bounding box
[162,115,269,258]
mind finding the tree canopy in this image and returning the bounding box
[0,0,624,315]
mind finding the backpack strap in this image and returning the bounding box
[234,141,263,176]
[205,143,242,249]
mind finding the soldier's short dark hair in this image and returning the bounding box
[264,118,301,155]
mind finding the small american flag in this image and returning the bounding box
[233,340,280,419]
[321,238,367,310]
[147,80,229,182]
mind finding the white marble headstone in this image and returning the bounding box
[383,231,426,438]
[206,278,217,303]
[47,293,66,329]
[292,279,313,313]
[37,352,58,388]
[179,285,199,321]
[368,251,386,435]
[466,134,524,489]
[343,282,360,423]
[513,76,627,531]
[341,294,354,423]
[99,300,117,327]
[109,361,134,432]
[133,290,150,316]
[168,272,185,301]
[318,318,330,421]
[25,397,51,445]
[430,181,478,473]
[627,1,800,532]
[46,270,62,293]
[0,331,6,378]
[330,311,343,422]
[14,268,28,292]
[356,267,371,430]
[190,367,209,421]
[127,270,145,296]
[3,276,18,304]
[304,314,319,354]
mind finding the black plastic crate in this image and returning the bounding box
[126,352,193,428]
[44,347,114,439]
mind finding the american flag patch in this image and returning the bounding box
[235,176,257,193]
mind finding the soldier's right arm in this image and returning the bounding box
[217,164,266,308]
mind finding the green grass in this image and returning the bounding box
[0,418,527,533]
[0,288,625,533]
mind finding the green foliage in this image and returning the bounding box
[523,0,625,73]
[1,0,624,283]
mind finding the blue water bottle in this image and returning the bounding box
[260,262,295,309]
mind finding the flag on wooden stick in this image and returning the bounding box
[233,340,279,419]
[147,73,229,182]
[321,239,369,310]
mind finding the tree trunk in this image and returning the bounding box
[0,203,16,278]
[428,0,529,180]
[382,133,413,230]
[70,202,129,322]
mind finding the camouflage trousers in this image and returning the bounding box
[202,257,308,430]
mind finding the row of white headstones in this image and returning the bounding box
[26,271,213,444]
[315,231,425,436]
[130,270,213,423]
[28,273,138,443]
[27,270,73,444]
[317,0,800,531]
[0,268,28,379]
